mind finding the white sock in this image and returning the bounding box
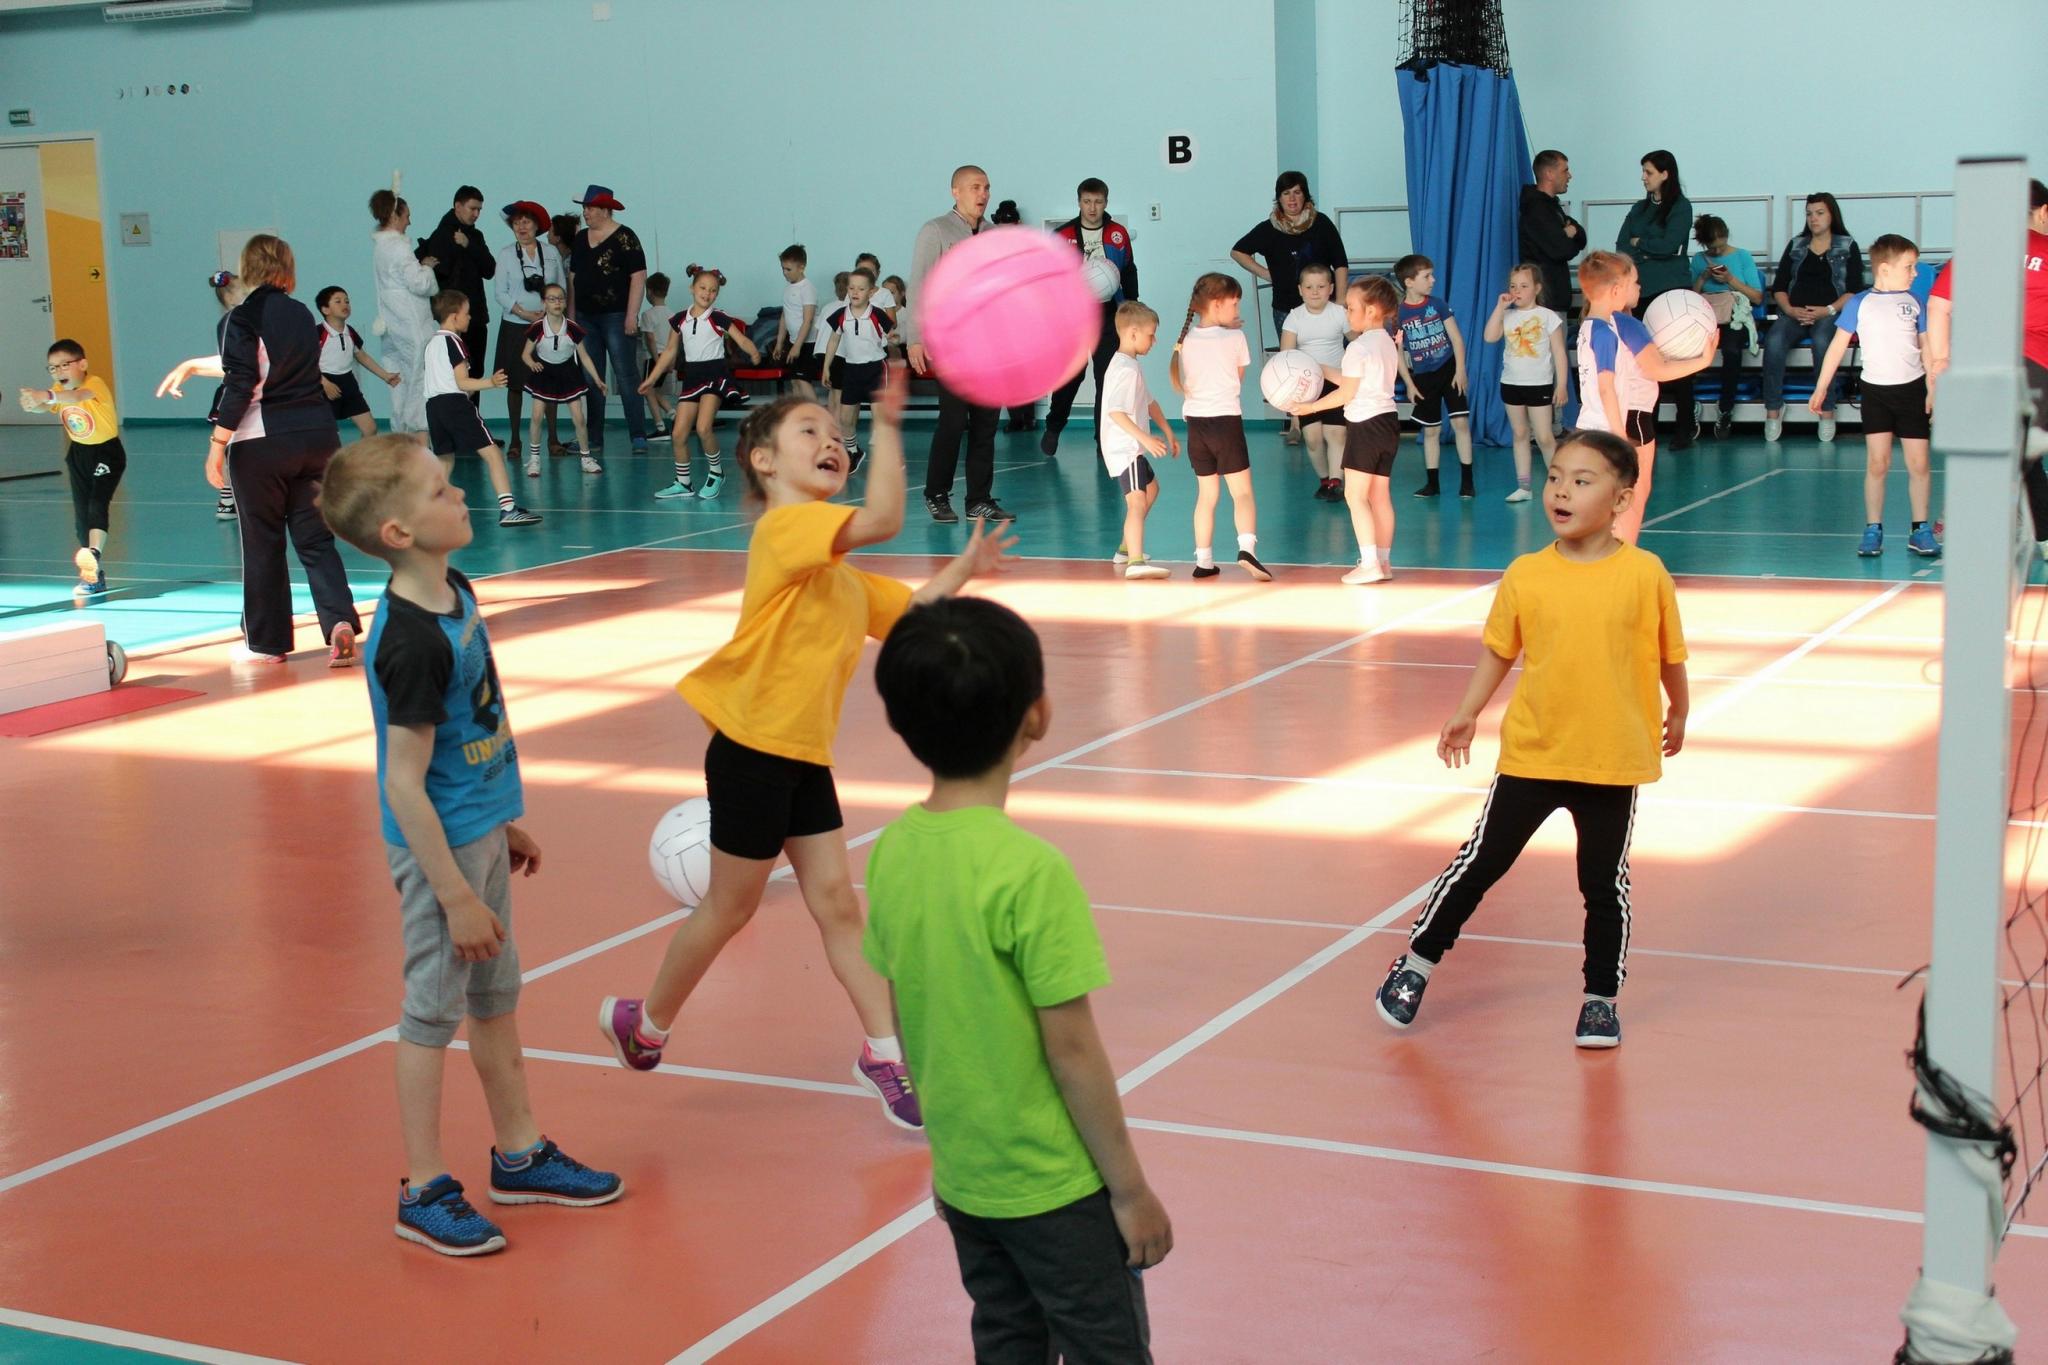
[496,493,515,512]
[636,1011,670,1044]
[864,1034,903,1064]
[1237,532,1257,554]
[1583,993,1615,1006]
[1195,546,1215,569]
[527,442,541,458]
[1404,952,1437,979]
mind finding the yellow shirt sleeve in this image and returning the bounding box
[1481,566,1521,661]
[1656,564,1689,663]
[860,571,915,641]
[757,501,854,583]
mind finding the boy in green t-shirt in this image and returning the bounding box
[864,597,1172,1362]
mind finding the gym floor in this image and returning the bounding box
[1,418,2041,1363]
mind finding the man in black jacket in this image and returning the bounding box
[418,186,497,408]
[1519,150,1583,321]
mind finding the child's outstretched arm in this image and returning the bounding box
[838,366,911,551]
[1439,647,1515,768]
[1295,372,1358,417]
[639,333,680,393]
[1661,660,1690,757]
[730,321,762,365]
[454,359,507,394]
[357,350,401,387]
[911,517,1018,604]
[1806,330,1855,414]
[1638,337,1716,384]
[156,356,225,398]
[1039,994,1174,1269]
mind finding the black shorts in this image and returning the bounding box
[704,731,843,860]
[1185,415,1250,477]
[1621,409,1656,446]
[838,359,885,405]
[1342,413,1400,476]
[1861,377,1930,440]
[325,370,369,421]
[1304,379,1346,427]
[1499,382,1556,409]
[788,343,823,381]
[1113,455,1156,496]
[1408,365,1469,427]
[426,392,493,456]
[827,356,845,391]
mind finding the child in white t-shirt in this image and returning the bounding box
[1169,273,1269,581]
[776,245,820,401]
[1810,234,1938,559]
[638,272,677,436]
[1292,278,1404,584]
[815,270,850,419]
[1100,302,1179,580]
[817,268,896,466]
[1482,264,1567,503]
[1280,262,1351,502]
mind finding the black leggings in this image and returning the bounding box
[65,437,127,545]
[225,431,361,655]
[1711,322,1753,416]
[1408,774,1639,997]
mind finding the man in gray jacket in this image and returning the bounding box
[906,165,1013,524]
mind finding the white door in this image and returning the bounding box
[0,145,55,426]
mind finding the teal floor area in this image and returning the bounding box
[0,417,1961,659]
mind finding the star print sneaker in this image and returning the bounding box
[1374,955,1431,1029]
[1574,999,1622,1049]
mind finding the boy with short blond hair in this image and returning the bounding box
[321,433,620,1256]
[1100,300,1178,578]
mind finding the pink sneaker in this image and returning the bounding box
[853,1047,923,1130]
[597,996,663,1071]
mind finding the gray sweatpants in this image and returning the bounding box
[387,827,522,1047]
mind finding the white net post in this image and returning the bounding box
[1902,157,2031,1363]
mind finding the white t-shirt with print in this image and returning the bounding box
[1177,325,1250,417]
[1498,305,1563,386]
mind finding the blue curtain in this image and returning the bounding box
[1396,64,1532,449]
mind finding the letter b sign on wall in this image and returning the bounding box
[1161,133,1197,170]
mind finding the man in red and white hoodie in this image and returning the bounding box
[1043,177,1141,459]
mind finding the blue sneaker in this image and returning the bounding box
[1907,525,1942,558]
[1574,999,1622,1049]
[1373,956,1430,1030]
[1857,523,1883,557]
[631,437,650,454]
[488,1138,623,1207]
[396,1175,505,1256]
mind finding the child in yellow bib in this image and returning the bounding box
[1374,429,1690,1050]
[18,338,124,598]
[601,367,1014,1130]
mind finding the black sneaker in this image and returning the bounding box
[926,494,959,524]
[1574,999,1621,1049]
[1458,474,1476,499]
[1713,412,1733,440]
[498,505,543,526]
[1192,563,1221,579]
[1413,480,1440,499]
[1039,429,1060,458]
[215,497,238,522]
[1237,550,1273,582]
[846,443,865,474]
[1374,956,1430,1029]
[966,499,1015,523]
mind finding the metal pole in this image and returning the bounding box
[1919,155,2029,1299]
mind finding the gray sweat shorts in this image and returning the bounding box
[387,827,522,1046]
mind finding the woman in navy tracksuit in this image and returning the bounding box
[210,234,362,664]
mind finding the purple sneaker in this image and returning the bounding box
[853,1047,924,1131]
[598,996,663,1071]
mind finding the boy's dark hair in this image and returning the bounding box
[315,285,347,312]
[1077,177,1108,199]
[875,598,1045,780]
[431,289,469,322]
[1561,428,1639,487]
[849,267,876,286]
[734,395,808,498]
[550,212,579,244]
[1393,254,1434,285]
[646,271,671,297]
[1868,233,1919,269]
[48,338,84,360]
[2034,179,2048,211]
[855,252,881,271]
[1532,149,1567,178]
[780,243,807,266]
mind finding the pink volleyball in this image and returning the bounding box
[920,227,1099,407]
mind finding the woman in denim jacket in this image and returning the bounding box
[1762,193,1864,442]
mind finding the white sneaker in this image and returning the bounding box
[1124,560,1170,580]
[524,455,541,478]
[230,644,288,664]
[1817,416,1837,443]
[580,455,603,474]
[1505,487,1532,504]
[1341,562,1388,585]
[1764,416,1783,442]
[1111,550,1131,567]
[2027,427,2048,460]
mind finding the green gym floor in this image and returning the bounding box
[0,417,1962,658]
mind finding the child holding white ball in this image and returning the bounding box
[599,369,1014,1132]
[1292,277,1404,583]
[1280,262,1350,500]
[1482,264,1568,503]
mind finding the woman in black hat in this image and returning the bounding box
[566,185,650,459]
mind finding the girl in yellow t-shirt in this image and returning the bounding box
[601,366,1014,1130]
[18,339,124,598]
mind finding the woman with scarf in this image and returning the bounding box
[1232,172,1349,444]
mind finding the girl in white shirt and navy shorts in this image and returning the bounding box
[1169,273,1270,581]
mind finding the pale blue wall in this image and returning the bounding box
[0,0,1279,416]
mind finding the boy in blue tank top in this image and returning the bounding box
[320,432,620,1257]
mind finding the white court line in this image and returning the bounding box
[0,1308,296,1364]
[1640,468,1787,530]
[0,581,1491,1197]
[1308,656,1938,692]
[1691,580,1913,727]
[1119,1119,2048,1240]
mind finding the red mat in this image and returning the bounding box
[0,685,206,738]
